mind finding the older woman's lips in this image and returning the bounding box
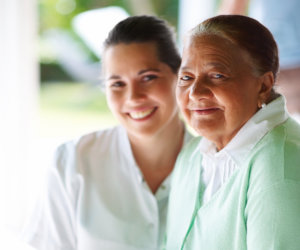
[192,107,220,115]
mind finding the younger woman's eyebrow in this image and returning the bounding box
[107,74,121,80]
[107,68,161,80]
[138,68,160,75]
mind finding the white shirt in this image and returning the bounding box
[198,96,289,204]
[23,126,192,250]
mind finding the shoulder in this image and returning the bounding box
[57,126,124,157]
[182,127,196,146]
[178,136,202,164]
[53,126,126,177]
[76,125,125,151]
[250,118,300,171]
[248,118,300,194]
[172,136,202,181]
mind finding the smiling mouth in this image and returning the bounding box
[128,107,157,120]
[192,108,220,115]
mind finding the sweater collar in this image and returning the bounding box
[198,95,289,165]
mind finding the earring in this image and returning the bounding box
[261,103,266,108]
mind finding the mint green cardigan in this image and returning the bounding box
[165,118,300,250]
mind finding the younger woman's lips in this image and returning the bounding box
[128,107,157,120]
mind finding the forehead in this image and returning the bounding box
[184,34,238,59]
[102,42,160,73]
[104,42,159,62]
[181,34,252,71]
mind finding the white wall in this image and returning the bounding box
[0,0,39,239]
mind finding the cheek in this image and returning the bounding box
[106,92,121,115]
[159,84,174,99]
[220,89,255,124]
[176,88,192,122]
[176,88,188,110]
[154,80,177,106]
[215,87,241,108]
[161,78,176,94]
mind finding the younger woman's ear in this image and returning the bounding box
[258,71,275,103]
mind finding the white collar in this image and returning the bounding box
[122,124,193,199]
[198,95,289,165]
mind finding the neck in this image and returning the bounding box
[128,116,185,193]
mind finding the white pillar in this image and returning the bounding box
[178,0,217,49]
[0,0,39,234]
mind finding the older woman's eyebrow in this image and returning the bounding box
[179,66,192,72]
[206,62,231,71]
[180,62,230,72]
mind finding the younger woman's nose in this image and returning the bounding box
[127,83,147,101]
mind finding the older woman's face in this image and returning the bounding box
[177,35,262,150]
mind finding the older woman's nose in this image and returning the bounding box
[189,79,212,100]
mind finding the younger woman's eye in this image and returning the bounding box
[111,81,125,88]
[142,75,158,82]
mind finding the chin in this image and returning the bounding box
[195,125,219,138]
[127,125,160,138]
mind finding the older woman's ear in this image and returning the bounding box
[258,71,275,108]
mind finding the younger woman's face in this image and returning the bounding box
[103,42,179,139]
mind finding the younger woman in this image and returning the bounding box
[24,15,192,250]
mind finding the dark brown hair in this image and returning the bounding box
[104,15,181,73]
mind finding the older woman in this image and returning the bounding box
[165,15,300,250]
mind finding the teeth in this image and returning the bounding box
[129,108,155,119]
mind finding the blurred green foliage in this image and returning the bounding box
[40,82,109,112]
[39,0,179,32]
[39,0,179,82]
[39,82,117,137]
[152,0,179,26]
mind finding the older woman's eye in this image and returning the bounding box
[180,75,192,81]
[178,75,193,87]
[212,73,225,79]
